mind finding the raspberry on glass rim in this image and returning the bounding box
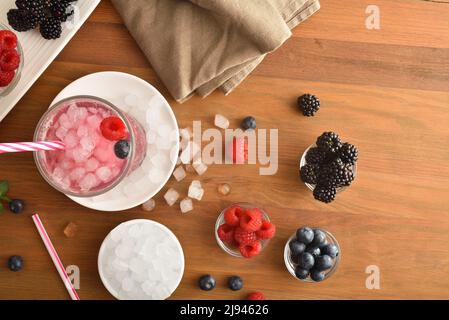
[215,202,276,258]
[0,24,23,97]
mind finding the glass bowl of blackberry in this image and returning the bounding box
[0,23,24,98]
[299,132,358,203]
[284,227,340,282]
[215,202,275,258]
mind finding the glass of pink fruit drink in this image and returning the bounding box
[34,96,147,197]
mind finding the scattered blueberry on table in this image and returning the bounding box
[228,276,243,291]
[198,274,216,291]
[8,255,23,272]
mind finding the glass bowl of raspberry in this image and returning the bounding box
[34,96,147,197]
[0,23,24,97]
[284,227,340,283]
[215,202,275,258]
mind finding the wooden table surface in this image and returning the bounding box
[1,0,449,300]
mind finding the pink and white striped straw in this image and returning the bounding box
[31,214,80,301]
[0,141,65,154]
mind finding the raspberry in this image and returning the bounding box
[217,224,235,244]
[230,137,248,164]
[0,70,15,87]
[224,205,244,227]
[256,221,276,240]
[247,292,265,300]
[239,208,262,232]
[0,50,20,71]
[234,227,257,245]
[239,241,262,258]
[0,30,18,51]
[100,117,127,141]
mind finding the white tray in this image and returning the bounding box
[0,0,101,122]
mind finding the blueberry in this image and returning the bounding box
[114,140,130,159]
[296,227,314,245]
[294,267,309,280]
[310,269,326,282]
[9,199,24,214]
[198,274,216,291]
[314,255,333,271]
[289,240,306,258]
[306,246,321,257]
[297,252,315,270]
[321,244,339,258]
[241,116,256,130]
[312,229,327,247]
[8,255,23,272]
[228,276,243,291]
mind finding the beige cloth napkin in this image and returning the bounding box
[112,0,320,103]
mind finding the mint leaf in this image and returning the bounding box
[0,181,9,197]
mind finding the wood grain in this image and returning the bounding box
[0,0,449,299]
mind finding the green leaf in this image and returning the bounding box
[0,202,4,214]
[0,181,9,197]
[0,195,11,203]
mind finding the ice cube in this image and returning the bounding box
[69,167,86,182]
[67,104,87,123]
[193,162,208,176]
[85,157,100,172]
[52,167,65,182]
[150,153,168,168]
[63,222,78,238]
[214,114,229,129]
[129,257,146,275]
[64,130,79,149]
[121,277,135,292]
[170,146,180,165]
[142,199,156,212]
[55,126,68,140]
[115,244,133,260]
[180,198,193,213]
[80,136,95,153]
[172,166,186,182]
[76,125,89,138]
[110,227,126,242]
[141,280,157,296]
[72,147,92,163]
[59,113,73,129]
[188,180,204,201]
[114,270,128,283]
[128,224,142,238]
[79,173,99,191]
[96,166,112,183]
[60,159,75,170]
[86,114,102,128]
[180,141,200,164]
[148,167,164,184]
[164,188,179,206]
[218,183,231,195]
[112,257,129,271]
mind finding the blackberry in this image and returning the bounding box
[298,94,320,117]
[319,158,354,188]
[316,132,342,154]
[40,17,62,39]
[7,9,39,32]
[15,0,46,21]
[300,164,319,185]
[305,147,326,165]
[313,184,336,203]
[339,142,358,165]
[48,0,75,22]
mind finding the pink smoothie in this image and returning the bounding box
[38,99,145,195]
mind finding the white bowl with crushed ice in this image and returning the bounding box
[98,219,185,300]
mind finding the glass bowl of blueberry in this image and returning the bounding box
[299,132,358,203]
[215,202,275,258]
[0,23,24,98]
[284,227,340,282]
